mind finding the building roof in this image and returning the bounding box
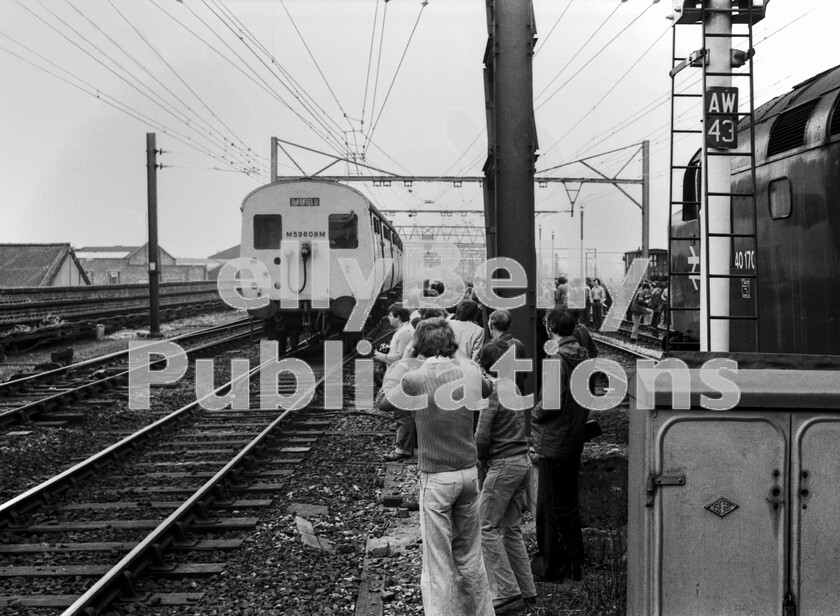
[76,245,138,260]
[0,243,90,287]
[208,245,240,261]
[76,244,174,262]
[175,258,215,267]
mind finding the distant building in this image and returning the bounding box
[76,244,206,285]
[0,243,90,287]
[207,245,240,280]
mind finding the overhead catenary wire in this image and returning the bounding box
[195,0,348,156]
[204,0,349,142]
[17,0,259,174]
[536,2,655,112]
[533,0,574,57]
[534,1,622,104]
[539,24,670,160]
[68,0,262,173]
[360,0,383,136]
[363,0,427,156]
[277,0,354,132]
[105,0,265,168]
[211,0,396,170]
[0,35,263,179]
[559,6,817,165]
[366,0,390,151]
[438,3,647,192]
[153,0,347,158]
[207,0,404,169]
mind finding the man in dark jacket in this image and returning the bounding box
[569,309,598,360]
[649,282,664,330]
[488,309,528,395]
[530,309,589,586]
[475,339,536,613]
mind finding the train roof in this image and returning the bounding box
[731,64,840,168]
[241,178,401,240]
[743,64,840,128]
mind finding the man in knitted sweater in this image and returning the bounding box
[377,317,494,616]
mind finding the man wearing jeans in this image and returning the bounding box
[377,318,493,615]
[374,302,416,461]
[475,339,537,613]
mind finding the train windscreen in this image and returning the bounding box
[329,213,358,249]
[254,214,282,249]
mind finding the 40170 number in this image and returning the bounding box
[734,250,755,270]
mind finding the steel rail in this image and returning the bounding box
[0,287,220,314]
[60,335,352,615]
[593,331,661,360]
[0,316,253,394]
[0,332,318,529]
[0,327,255,428]
[0,291,225,329]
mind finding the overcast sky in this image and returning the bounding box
[1,0,837,276]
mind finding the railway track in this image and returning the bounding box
[0,331,388,614]
[0,297,230,353]
[593,330,662,360]
[0,318,258,430]
[0,282,221,326]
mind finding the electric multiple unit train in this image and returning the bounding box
[240,179,403,346]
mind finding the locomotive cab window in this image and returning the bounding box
[329,213,358,249]
[769,178,792,220]
[254,214,282,249]
[681,153,701,221]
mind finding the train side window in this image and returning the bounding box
[769,178,792,220]
[254,214,282,249]
[682,161,700,221]
[329,213,358,249]
[383,227,391,243]
[832,96,840,136]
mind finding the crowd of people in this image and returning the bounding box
[549,275,668,341]
[372,292,595,615]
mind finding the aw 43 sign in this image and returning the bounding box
[705,86,739,149]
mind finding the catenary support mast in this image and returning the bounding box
[483,0,538,385]
[701,0,733,351]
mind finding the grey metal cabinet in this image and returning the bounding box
[628,369,840,616]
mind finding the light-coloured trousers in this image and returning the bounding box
[479,453,537,601]
[631,308,653,339]
[419,466,494,616]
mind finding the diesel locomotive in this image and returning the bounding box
[669,64,840,353]
[240,179,403,346]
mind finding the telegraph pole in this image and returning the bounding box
[146,133,161,337]
[642,140,650,258]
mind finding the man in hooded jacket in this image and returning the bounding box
[530,309,589,586]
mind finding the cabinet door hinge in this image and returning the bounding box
[645,473,686,507]
[782,592,796,616]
